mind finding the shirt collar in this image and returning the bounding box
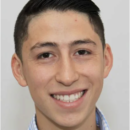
[28,108,110,130]
[96,108,110,130]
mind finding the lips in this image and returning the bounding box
[50,89,87,109]
[50,89,87,95]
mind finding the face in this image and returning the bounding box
[12,10,113,129]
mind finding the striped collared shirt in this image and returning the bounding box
[28,108,110,130]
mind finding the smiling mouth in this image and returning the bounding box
[50,90,87,103]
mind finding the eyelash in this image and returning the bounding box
[38,50,91,59]
[38,52,53,59]
[75,50,91,56]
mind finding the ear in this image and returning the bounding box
[103,44,113,78]
[11,53,27,87]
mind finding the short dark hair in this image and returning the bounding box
[14,0,105,61]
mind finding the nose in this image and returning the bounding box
[55,59,79,86]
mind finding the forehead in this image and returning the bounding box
[25,10,101,48]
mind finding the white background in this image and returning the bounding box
[1,0,129,130]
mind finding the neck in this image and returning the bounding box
[36,107,97,130]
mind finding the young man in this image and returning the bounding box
[11,0,113,130]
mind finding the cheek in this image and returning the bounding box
[79,58,104,95]
[23,64,55,93]
[79,61,104,108]
[81,59,104,81]
[23,65,57,108]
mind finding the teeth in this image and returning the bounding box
[52,91,84,103]
[80,91,83,96]
[59,95,64,101]
[64,95,69,102]
[57,95,60,100]
[75,94,79,99]
[70,94,75,102]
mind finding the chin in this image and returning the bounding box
[53,115,84,129]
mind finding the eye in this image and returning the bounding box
[75,50,91,56]
[38,53,53,59]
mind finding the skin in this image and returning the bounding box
[11,10,113,130]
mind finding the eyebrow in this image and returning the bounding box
[30,39,96,51]
[71,39,96,46]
